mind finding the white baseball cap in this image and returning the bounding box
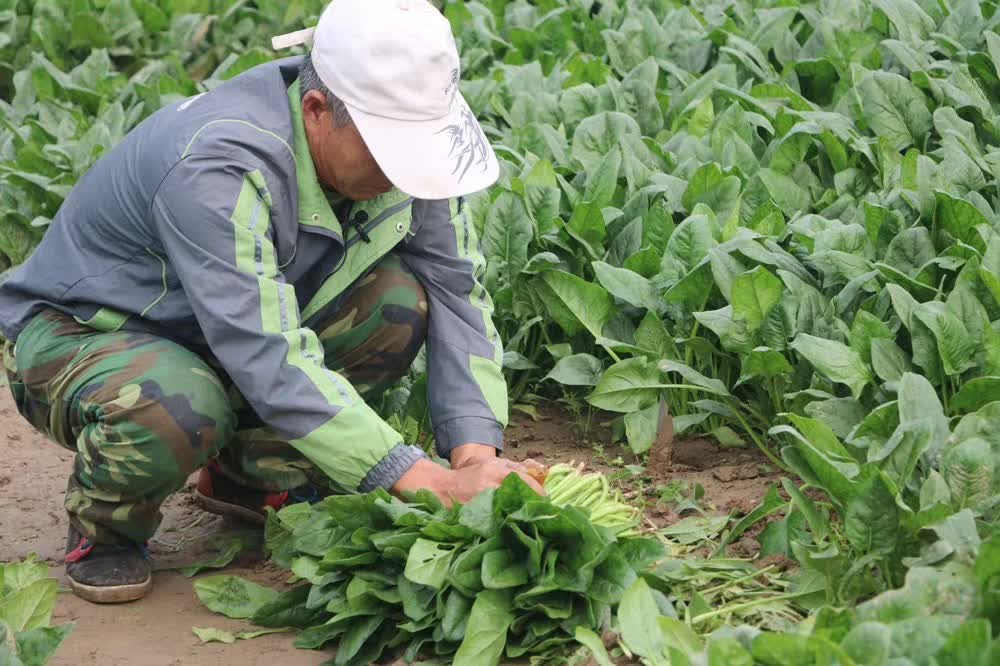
[272,0,500,200]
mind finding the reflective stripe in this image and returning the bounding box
[139,248,169,317]
[183,119,295,162]
[74,307,129,333]
[228,171,356,411]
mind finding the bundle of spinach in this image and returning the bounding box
[196,472,664,666]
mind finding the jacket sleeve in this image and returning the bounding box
[398,198,508,459]
[151,155,426,492]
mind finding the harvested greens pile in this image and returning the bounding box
[196,467,666,665]
[196,465,665,664]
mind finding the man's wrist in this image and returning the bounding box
[392,458,454,499]
[450,443,499,469]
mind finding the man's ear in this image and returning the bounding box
[301,90,329,126]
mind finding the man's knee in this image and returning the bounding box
[75,361,236,489]
[356,256,428,378]
[317,253,428,387]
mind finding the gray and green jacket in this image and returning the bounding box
[0,57,508,492]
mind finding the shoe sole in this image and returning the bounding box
[68,575,152,604]
[193,490,266,526]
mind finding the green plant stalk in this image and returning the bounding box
[690,588,820,625]
[698,565,777,597]
[729,402,789,473]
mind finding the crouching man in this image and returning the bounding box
[0,0,542,603]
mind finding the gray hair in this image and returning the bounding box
[299,54,354,128]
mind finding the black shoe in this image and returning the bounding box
[65,526,152,603]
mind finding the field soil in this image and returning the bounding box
[0,389,779,665]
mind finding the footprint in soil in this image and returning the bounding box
[711,465,762,482]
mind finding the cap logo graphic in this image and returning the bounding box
[437,104,490,183]
[444,68,460,106]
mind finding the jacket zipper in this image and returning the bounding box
[344,198,414,250]
[329,198,414,275]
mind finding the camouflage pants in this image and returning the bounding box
[2,253,427,544]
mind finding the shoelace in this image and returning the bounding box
[66,537,150,563]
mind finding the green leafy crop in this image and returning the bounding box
[0,555,74,666]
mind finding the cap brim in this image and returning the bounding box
[346,93,500,200]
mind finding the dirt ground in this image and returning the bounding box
[0,387,779,665]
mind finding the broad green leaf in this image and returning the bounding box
[950,377,1000,413]
[566,201,607,256]
[481,550,528,589]
[625,402,660,455]
[946,282,990,347]
[919,469,952,510]
[870,339,911,384]
[194,576,278,620]
[868,419,933,489]
[175,537,245,577]
[583,149,621,208]
[935,191,991,249]
[683,163,741,220]
[664,213,719,270]
[608,218,643,268]
[0,557,49,595]
[941,438,994,510]
[634,311,675,358]
[840,622,891,665]
[883,227,936,279]
[912,302,976,377]
[13,624,74,664]
[453,589,514,666]
[756,167,811,216]
[657,359,730,396]
[593,261,659,311]
[404,539,456,590]
[845,471,898,557]
[658,616,703,657]
[979,234,1000,308]
[804,398,867,440]
[853,68,932,151]
[709,247,748,302]
[850,310,894,365]
[618,578,663,658]
[540,270,615,340]
[934,619,992,666]
[587,357,661,413]
[897,373,950,462]
[458,488,496,539]
[482,192,533,282]
[574,627,615,666]
[791,334,873,399]
[572,112,642,170]
[545,354,603,386]
[0,579,56,632]
[694,306,754,353]
[731,266,783,333]
[773,415,860,506]
[738,346,792,384]
[192,627,287,644]
[781,478,829,542]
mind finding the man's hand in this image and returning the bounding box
[450,443,500,469]
[392,455,545,506]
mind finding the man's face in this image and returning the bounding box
[302,90,394,201]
